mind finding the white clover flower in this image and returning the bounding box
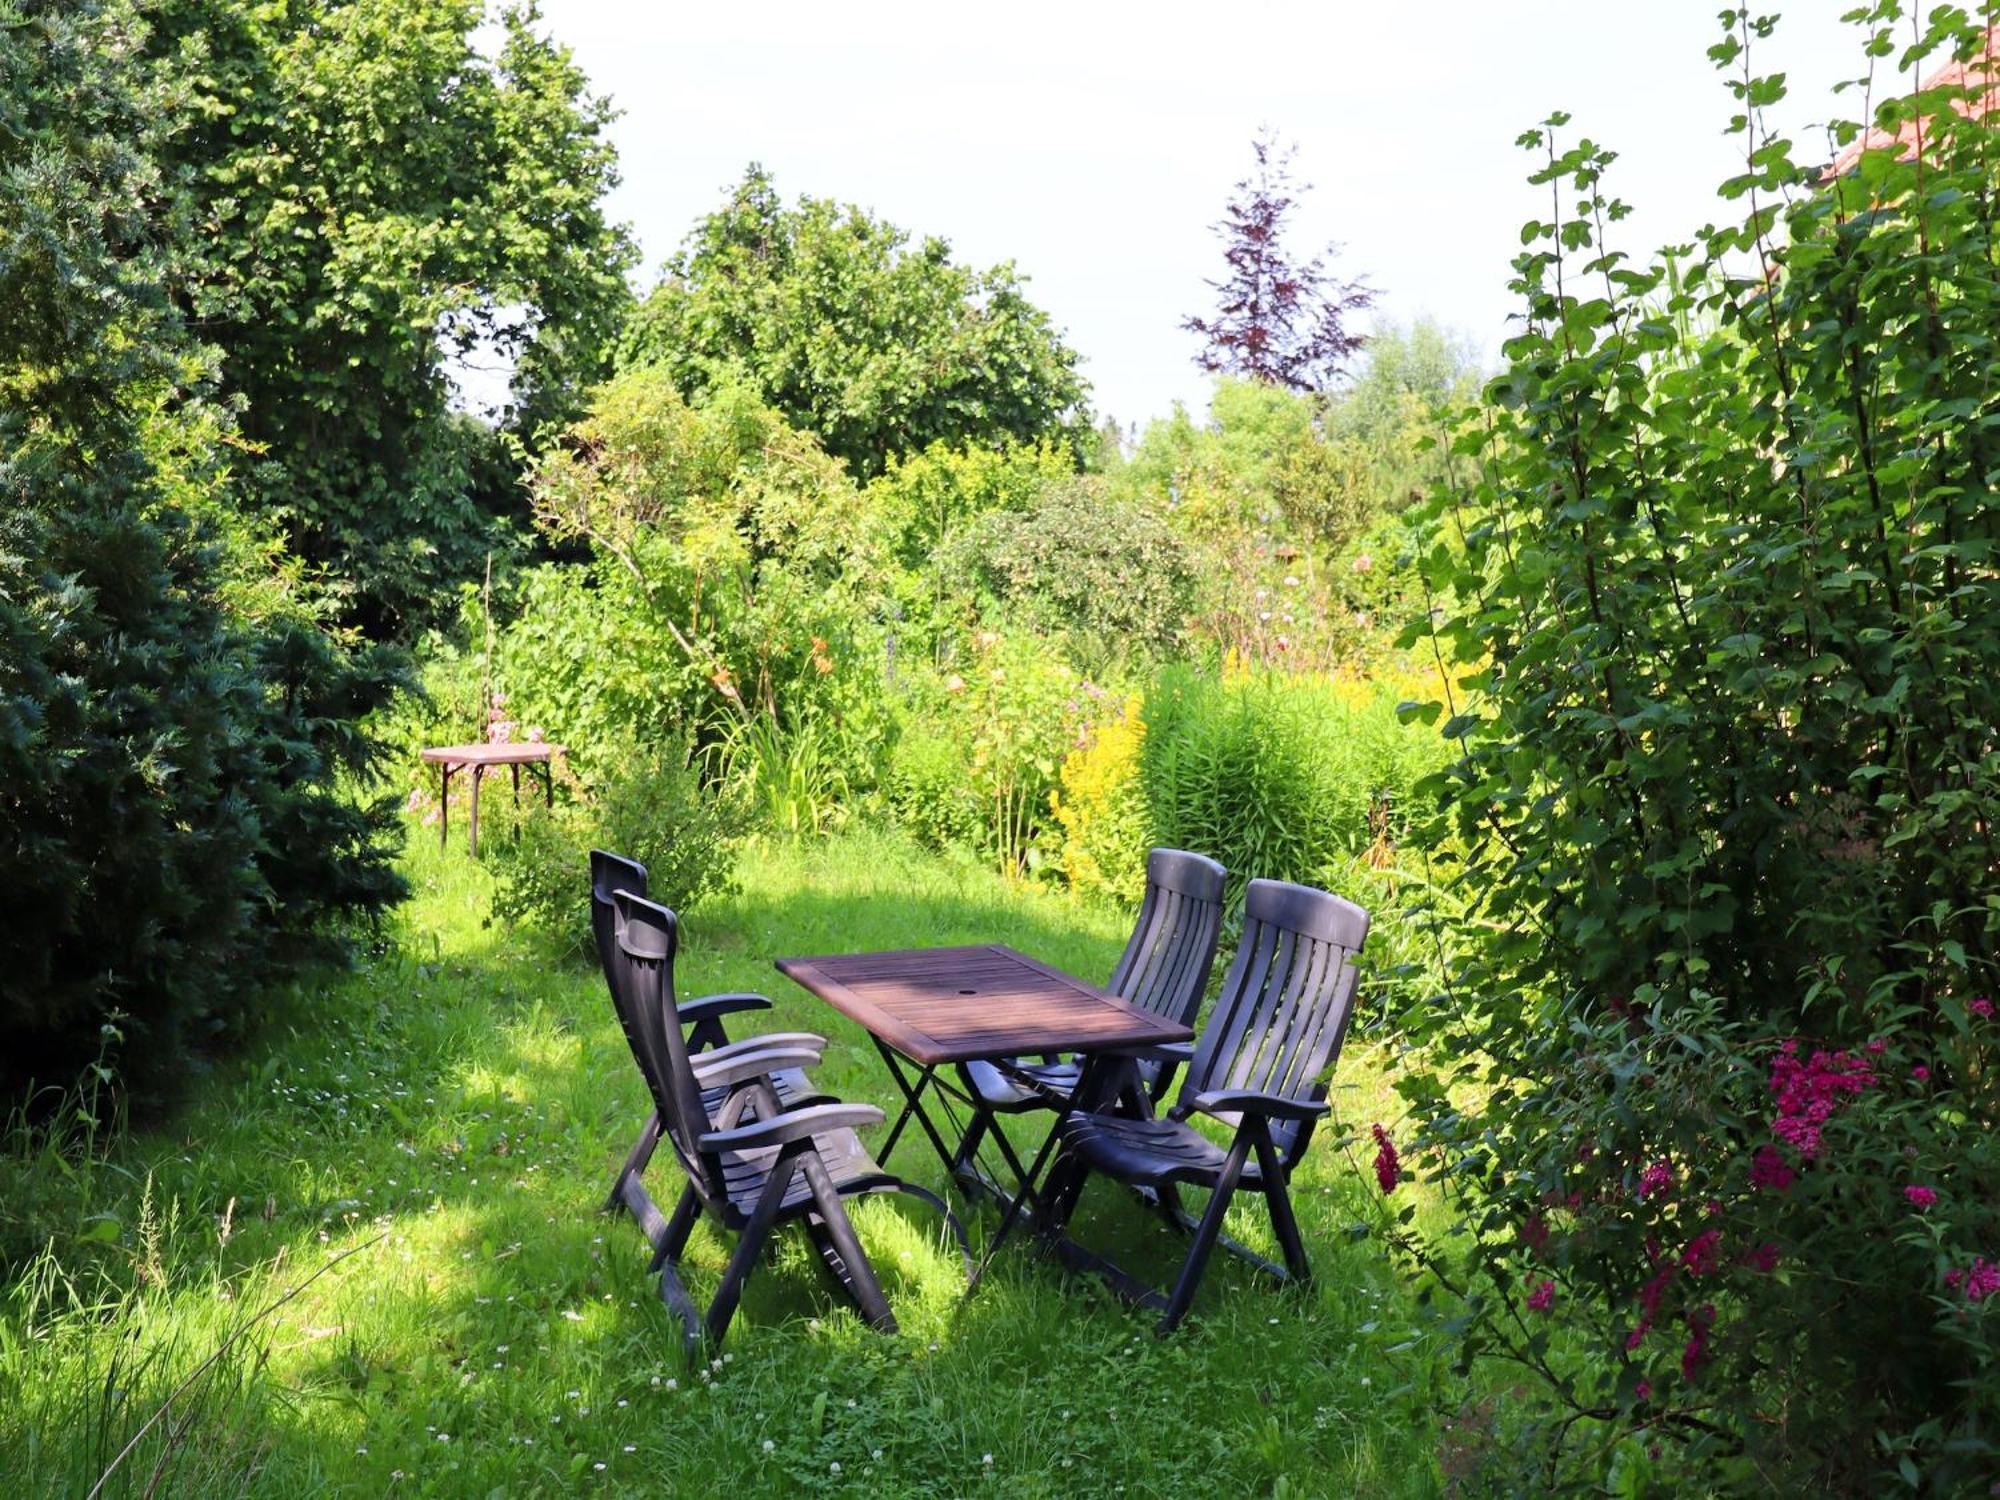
[762,1439,776,1454]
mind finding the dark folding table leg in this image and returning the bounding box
[964,1053,1134,1294]
[871,1042,958,1171]
[966,1109,1045,1215]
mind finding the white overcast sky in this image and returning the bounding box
[532,1,1890,428]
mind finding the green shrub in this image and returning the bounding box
[0,3,405,1114]
[1140,669,1361,909]
[939,480,1195,665]
[523,371,890,766]
[487,740,747,957]
[1136,666,1448,908]
[1394,12,2000,1487]
[882,633,1105,876]
[865,438,1078,574]
[884,718,986,857]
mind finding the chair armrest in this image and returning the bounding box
[1188,1089,1330,1125]
[691,1033,825,1072]
[699,1102,886,1152]
[677,992,773,1025]
[687,1046,824,1092]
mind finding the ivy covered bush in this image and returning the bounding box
[1394,9,2000,1489]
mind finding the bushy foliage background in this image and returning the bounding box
[1,0,406,1111]
[1390,9,2000,1489]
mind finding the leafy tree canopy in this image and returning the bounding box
[619,165,1091,480]
[147,0,637,635]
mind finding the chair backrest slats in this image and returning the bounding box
[612,891,725,1204]
[591,850,660,1106]
[1179,878,1370,1164]
[1106,849,1226,1030]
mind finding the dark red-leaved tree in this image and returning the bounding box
[1184,130,1375,392]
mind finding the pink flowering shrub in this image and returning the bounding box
[1384,9,2000,1489]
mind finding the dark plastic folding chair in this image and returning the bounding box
[592,850,824,1215]
[949,849,1226,1205]
[1039,877,1369,1333]
[608,891,969,1354]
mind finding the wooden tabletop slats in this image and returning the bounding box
[775,944,1194,1066]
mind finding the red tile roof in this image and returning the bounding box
[1826,27,2000,178]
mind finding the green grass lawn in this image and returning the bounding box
[1,825,1449,1498]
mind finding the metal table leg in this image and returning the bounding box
[872,1043,959,1171]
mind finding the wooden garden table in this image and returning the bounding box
[420,742,562,856]
[775,944,1193,1275]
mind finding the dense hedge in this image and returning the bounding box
[0,0,405,1112]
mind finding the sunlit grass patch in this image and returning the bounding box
[2,824,1449,1497]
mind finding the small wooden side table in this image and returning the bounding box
[419,742,562,856]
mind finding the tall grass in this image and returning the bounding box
[1140,666,1453,913]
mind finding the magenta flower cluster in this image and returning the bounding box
[1371,1123,1400,1195]
[1679,1229,1723,1276]
[1526,1279,1555,1313]
[1636,1160,1675,1199]
[1904,1185,1939,1209]
[1519,1214,1550,1256]
[1945,1259,2000,1302]
[1768,1040,1875,1159]
[1750,1144,1795,1192]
